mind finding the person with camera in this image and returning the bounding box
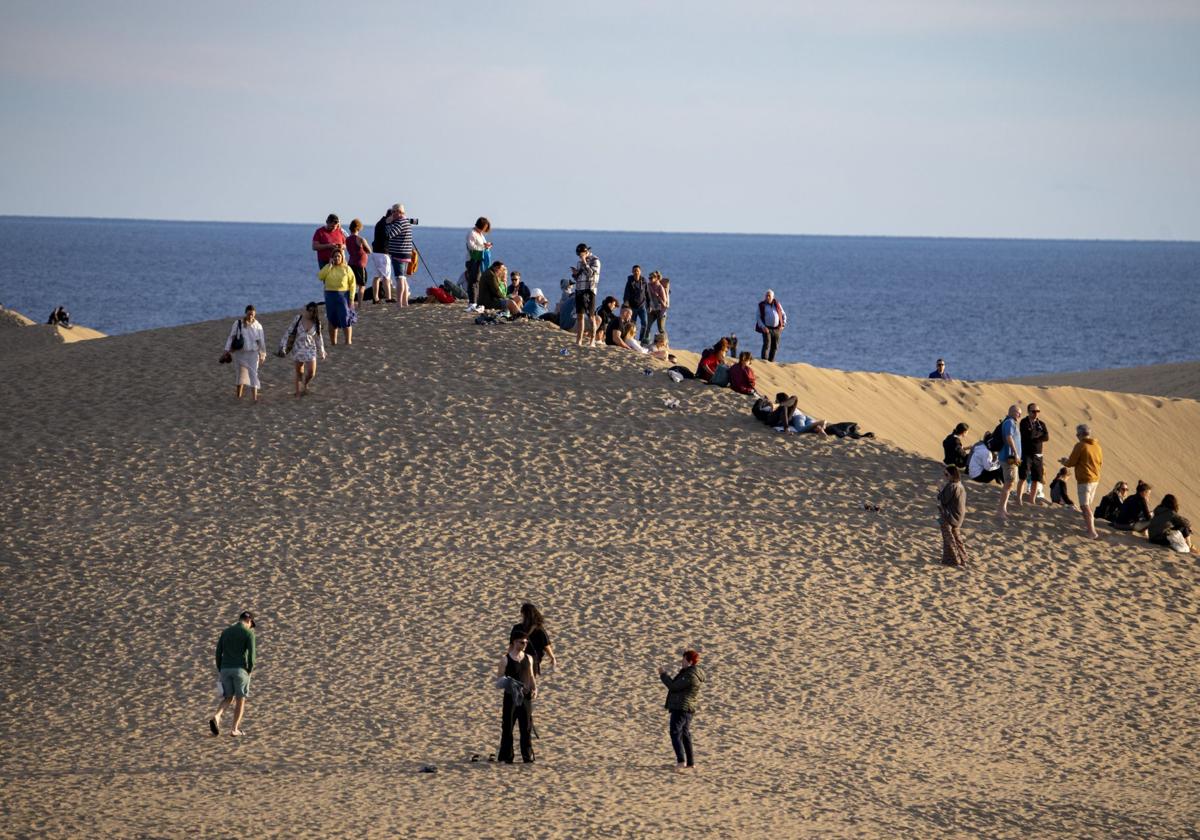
[659,650,703,772]
[222,304,267,402]
[571,243,601,347]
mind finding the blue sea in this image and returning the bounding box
[1,216,1197,380]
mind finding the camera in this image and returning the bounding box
[409,218,419,225]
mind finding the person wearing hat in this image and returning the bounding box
[312,214,345,268]
[210,610,257,737]
[570,243,601,347]
[522,288,552,319]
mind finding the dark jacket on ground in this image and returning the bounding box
[1147,506,1191,545]
[661,665,703,713]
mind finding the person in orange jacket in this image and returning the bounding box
[1060,423,1103,539]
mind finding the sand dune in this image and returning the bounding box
[1,304,1197,838]
[0,306,106,356]
[1010,361,1200,402]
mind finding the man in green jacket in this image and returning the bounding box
[659,650,704,772]
[210,611,256,737]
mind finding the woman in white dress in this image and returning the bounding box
[286,301,327,397]
[224,305,267,402]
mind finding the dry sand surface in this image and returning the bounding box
[1,304,1198,839]
[1011,362,1200,402]
[0,305,106,357]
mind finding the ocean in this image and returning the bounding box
[1,216,1197,380]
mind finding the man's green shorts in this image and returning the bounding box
[219,667,251,698]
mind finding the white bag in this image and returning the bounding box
[1166,529,1190,553]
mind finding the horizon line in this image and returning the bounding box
[1,213,1196,246]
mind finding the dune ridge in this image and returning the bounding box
[1,304,1197,838]
[0,305,106,356]
[1009,361,1200,402]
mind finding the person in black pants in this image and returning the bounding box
[496,630,535,763]
[659,649,704,772]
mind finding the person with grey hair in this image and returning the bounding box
[755,289,787,362]
[1060,423,1104,538]
[997,404,1023,523]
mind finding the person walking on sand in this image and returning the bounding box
[1060,423,1103,539]
[938,465,968,567]
[312,214,345,268]
[659,650,703,772]
[465,217,492,309]
[755,289,787,362]
[224,305,267,402]
[495,630,536,764]
[571,243,601,347]
[1019,402,1050,505]
[996,404,1023,522]
[284,302,326,397]
[210,611,256,737]
[319,247,356,346]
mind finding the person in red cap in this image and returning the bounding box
[210,610,256,737]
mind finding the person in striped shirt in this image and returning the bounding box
[386,204,415,307]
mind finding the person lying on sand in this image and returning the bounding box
[751,393,828,435]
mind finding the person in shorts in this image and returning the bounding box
[1060,423,1104,539]
[1019,402,1050,504]
[571,243,600,347]
[996,404,1022,523]
[370,207,397,303]
[210,610,256,737]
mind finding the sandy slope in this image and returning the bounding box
[0,306,106,356]
[1,305,1198,839]
[1010,362,1200,402]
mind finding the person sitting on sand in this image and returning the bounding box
[1094,481,1129,523]
[595,296,619,342]
[606,305,633,347]
[649,333,670,360]
[1147,494,1192,552]
[659,650,703,772]
[620,322,648,353]
[967,434,1002,484]
[728,351,757,395]
[1049,467,1075,508]
[1059,423,1103,539]
[285,302,326,397]
[937,465,968,567]
[496,630,536,764]
[477,262,509,311]
[523,288,552,319]
[696,338,730,382]
[942,423,970,469]
[1112,481,1153,531]
[556,279,577,331]
[46,306,71,327]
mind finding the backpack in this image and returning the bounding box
[987,420,1007,452]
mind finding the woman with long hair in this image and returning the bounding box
[511,603,556,676]
[223,304,267,402]
[286,301,326,397]
[1147,494,1193,551]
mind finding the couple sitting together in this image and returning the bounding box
[751,392,829,436]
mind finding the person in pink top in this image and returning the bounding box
[344,219,372,306]
[312,214,346,268]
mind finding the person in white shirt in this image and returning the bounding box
[967,433,1003,484]
[224,305,267,402]
[465,217,492,309]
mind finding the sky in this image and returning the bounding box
[1,1,1198,240]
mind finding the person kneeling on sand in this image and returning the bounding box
[937,465,969,567]
[967,433,1002,484]
[659,650,703,772]
[496,630,536,764]
[1147,494,1193,552]
[1059,423,1103,539]
[210,611,256,737]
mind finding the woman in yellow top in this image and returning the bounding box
[318,247,357,346]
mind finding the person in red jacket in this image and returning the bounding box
[696,338,730,382]
[728,351,758,395]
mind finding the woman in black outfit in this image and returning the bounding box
[511,603,556,676]
[1112,481,1153,531]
